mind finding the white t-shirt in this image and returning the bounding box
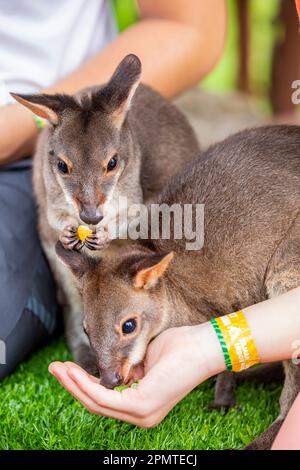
[0,0,117,105]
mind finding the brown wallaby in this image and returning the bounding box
[56,125,300,450]
[11,54,200,373]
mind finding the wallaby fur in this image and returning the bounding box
[57,125,300,449]
[11,54,200,372]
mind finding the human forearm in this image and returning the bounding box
[1,0,226,163]
[189,287,300,375]
[48,0,226,99]
[1,13,209,165]
[1,13,222,164]
[244,287,300,364]
[47,16,224,99]
[272,392,300,449]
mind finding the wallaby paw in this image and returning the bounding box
[208,397,236,412]
[60,225,83,251]
[85,227,110,251]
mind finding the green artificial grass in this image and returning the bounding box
[0,338,281,450]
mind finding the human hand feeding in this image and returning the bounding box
[49,324,225,427]
[49,287,300,432]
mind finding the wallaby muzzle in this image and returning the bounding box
[100,368,123,389]
[79,205,103,225]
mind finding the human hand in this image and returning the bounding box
[49,323,225,427]
[0,103,37,164]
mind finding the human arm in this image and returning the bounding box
[0,0,227,164]
[271,392,300,449]
[49,287,300,428]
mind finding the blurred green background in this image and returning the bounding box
[113,0,281,111]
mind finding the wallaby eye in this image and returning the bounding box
[107,154,118,172]
[122,318,137,335]
[57,159,69,174]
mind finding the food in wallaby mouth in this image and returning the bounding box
[57,125,300,450]
[114,382,139,392]
[77,225,94,242]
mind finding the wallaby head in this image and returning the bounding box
[56,241,174,388]
[11,54,142,226]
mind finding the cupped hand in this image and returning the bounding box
[49,323,225,427]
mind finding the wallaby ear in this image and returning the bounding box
[132,252,174,290]
[55,241,100,279]
[101,54,142,129]
[10,92,78,125]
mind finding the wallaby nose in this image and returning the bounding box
[80,207,103,225]
[100,370,123,389]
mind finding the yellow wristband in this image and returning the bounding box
[211,310,260,372]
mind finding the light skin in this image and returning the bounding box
[49,287,300,429]
[271,392,300,450]
[0,0,227,165]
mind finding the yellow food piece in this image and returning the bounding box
[77,225,93,241]
[114,381,139,392]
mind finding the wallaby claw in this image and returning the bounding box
[60,225,82,251]
[85,229,110,251]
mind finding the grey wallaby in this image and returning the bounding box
[11,54,200,372]
[57,125,300,450]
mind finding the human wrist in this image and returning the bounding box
[243,288,300,365]
[186,322,226,380]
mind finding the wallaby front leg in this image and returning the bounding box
[60,225,83,251]
[85,226,110,251]
[84,207,130,251]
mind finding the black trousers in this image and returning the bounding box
[0,159,59,379]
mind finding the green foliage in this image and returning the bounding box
[0,339,280,450]
[202,0,280,97]
[201,0,239,93]
[113,0,138,32]
[249,0,280,97]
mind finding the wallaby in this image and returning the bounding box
[56,125,300,450]
[11,54,200,373]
